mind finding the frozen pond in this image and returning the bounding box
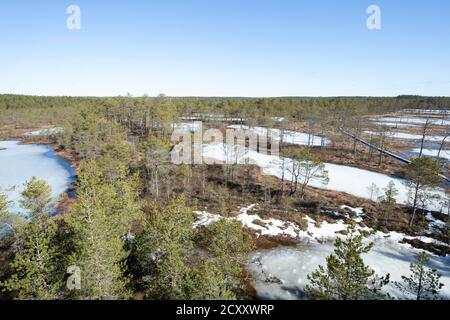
[372,121,418,128]
[375,117,450,126]
[227,125,330,147]
[202,143,449,213]
[365,131,447,143]
[0,141,75,215]
[249,239,450,300]
[410,148,450,161]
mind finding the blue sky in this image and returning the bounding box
[1,0,449,97]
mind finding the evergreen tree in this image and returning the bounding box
[65,158,142,299]
[138,135,171,199]
[0,191,20,235]
[403,157,441,226]
[19,176,53,222]
[395,252,444,300]
[183,262,235,300]
[199,219,254,297]
[135,196,195,299]
[285,148,329,199]
[378,181,398,226]
[305,226,390,300]
[2,178,62,300]
[134,197,247,300]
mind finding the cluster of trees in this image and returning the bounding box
[1,106,254,300]
[0,172,253,299]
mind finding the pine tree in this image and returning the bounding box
[19,176,53,222]
[395,252,444,300]
[403,157,441,226]
[199,219,254,297]
[378,181,398,226]
[65,158,142,299]
[1,178,62,300]
[0,190,19,235]
[305,226,390,300]
[135,196,195,299]
[182,262,235,300]
[134,197,248,300]
[285,148,329,199]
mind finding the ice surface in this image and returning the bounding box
[372,121,418,128]
[171,122,202,133]
[193,206,449,299]
[411,148,450,160]
[365,131,447,142]
[376,117,450,126]
[202,143,449,213]
[228,125,330,147]
[249,239,450,300]
[0,141,75,216]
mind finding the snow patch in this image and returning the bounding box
[23,127,63,137]
[227,125,330,147]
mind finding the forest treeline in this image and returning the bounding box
[1,94,450,129]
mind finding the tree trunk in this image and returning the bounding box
[409,182,420,227]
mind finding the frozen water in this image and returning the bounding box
[202,143,449,213]
[0,141,75,216]
[410,148,450,160]
[228,125,330,147]
[375,117,450,126]
[171,122,202,133]
[365,131,447,143]
[372,121,418,128]
[249,240,450,300]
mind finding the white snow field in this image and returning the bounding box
[23,127,63,137]
[411,148,450,160]
[202,143,449,213]
[194,204,446,247]
[372,121,418,128]
[375,117,450,126]
[0,141,74,215]
[249,239,450,300]
[365,131,447,143]
[227,125,330,147]
[171,122,202,132]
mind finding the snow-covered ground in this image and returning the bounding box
[375,117,450,126]
[23,127,63,137]
[195,204,447,249]
[202,143,449,213]
[372,121,418,128]
[365,131,447,143]
[0,141,75,215]
[171,122,202,133]
[193,204,449,300]
[410,148,450,160]
[227,125,330,147]
[249,239,450,300]
[402,109,450,116]
[194,204,361,242]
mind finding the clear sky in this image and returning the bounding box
[1,0,449,97]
